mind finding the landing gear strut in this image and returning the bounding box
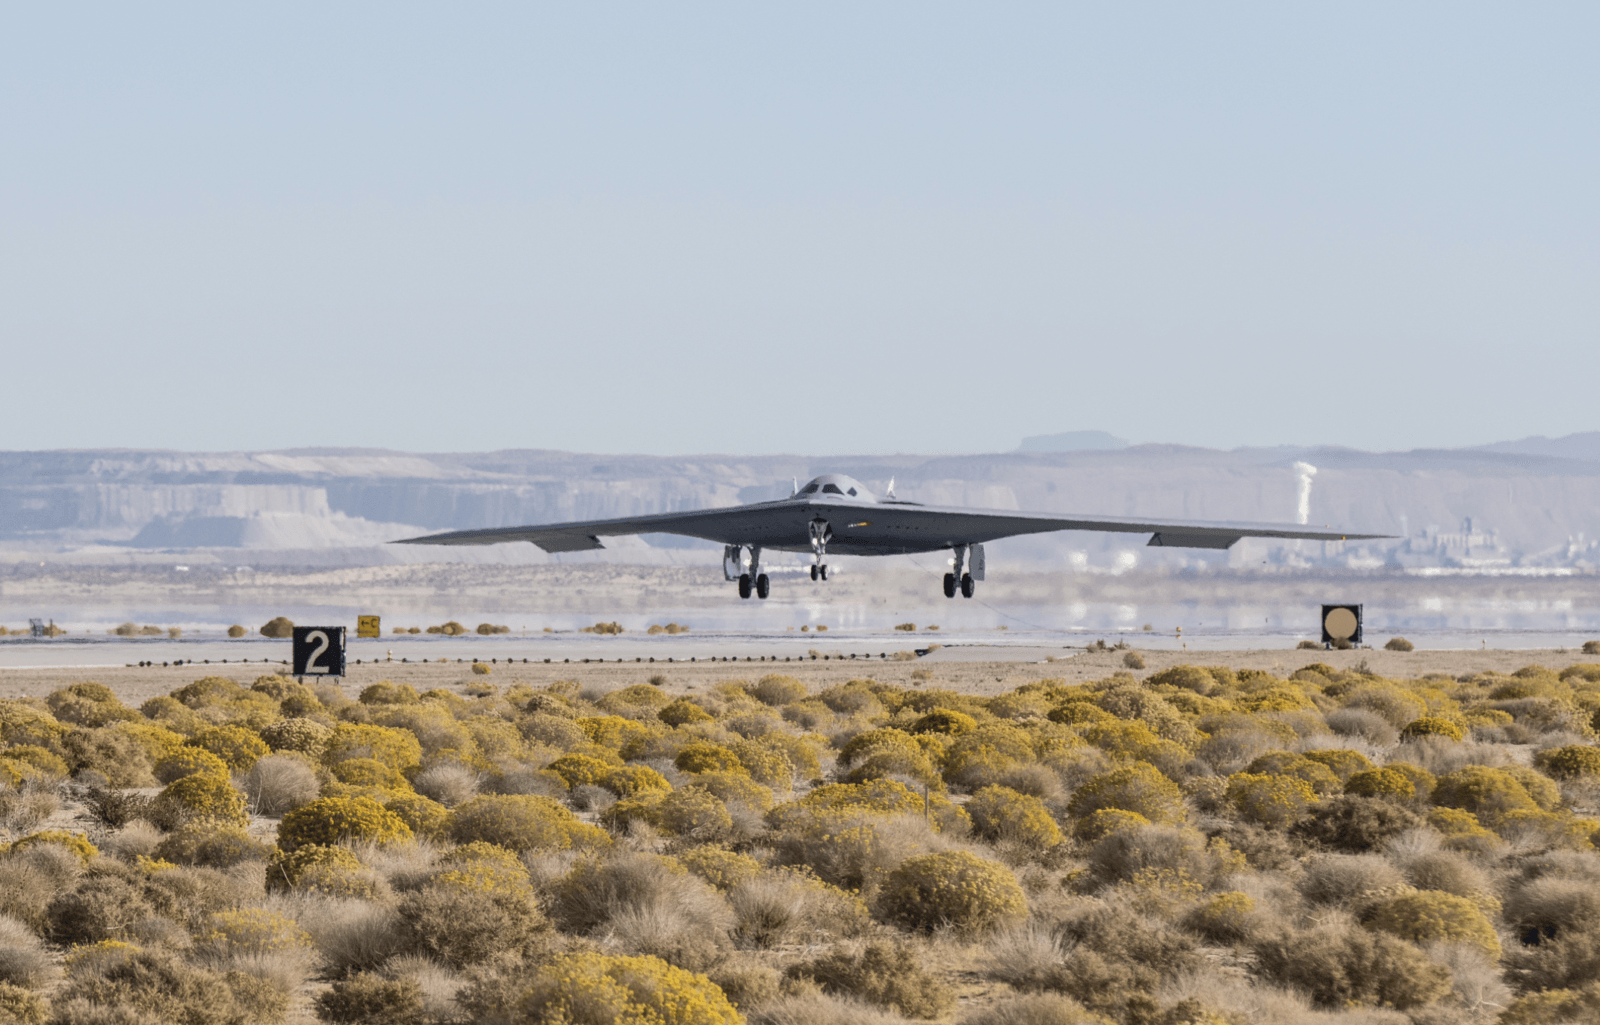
[809,518,831,583]
[726,545,770,600]
[943,545,977,599]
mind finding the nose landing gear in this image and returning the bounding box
[809,519,831,583]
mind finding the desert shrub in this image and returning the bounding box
[150,771,248,829]
[259,717,332,755]
[153,746,231,785]
[1300,748,1376,781]
[409,762,479,808]
[1535,744,1600,779]
[960,992,1108,1025]
[381,793,451,841]
[728,740,794,789]
[1243,752,1342,796]
[845,745,942,789]
[46,682,138,728]
[909,708,978,736]
[53,946,286,1025]
[47,873,155,944]
[397,857,546,968]
[1067,764,1184,824]
[317,972,425,1025]
[749,675,808,706]
[648,786,735,836]
[1344,767,1417,801]
[1400,716,1465,742]
[59,726,155,787]
[679,847,763,891]
[516,952,740,1025]
[1383,637,1415,651]
[1427,807,1503,853]
[323,723,423,774]
[9,829,96,864]
[1367,889,1501,957]
[278,796,413,852]
[1342,686,1427,729]
[0,914,54,990]
[359,681,421,705]
[1326,707,1400,746]
[1184,890,1259,944]
[1225,773,1315,828]
[659,699,715,726]
[330,756,409,791]
[266,843,364,892]
[0,747,66,781]
[729,869,870,949]
[261,616,294,637]
[878,850,1027,933]
[576,715,656,752]
[674,743,746,776]
[1432,765,1539,822]
[546,753,614,789]
[186,725,270,771]
[786,940,954,1019]
[450,793,605,852]
[1253,922,1452,1009]
[1500,984,1600,1025]
[153,819,271,868]
[767,779,970,836]
[243,753,321,816]
[1292,795,1423,852]
[602,764,672,799]
[1299,853,1405,906]
[519,712,588,748]
[966,786,1064,849]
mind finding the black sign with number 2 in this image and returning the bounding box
[292,626,346,677]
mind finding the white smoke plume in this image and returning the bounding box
[1293,461,1317,525]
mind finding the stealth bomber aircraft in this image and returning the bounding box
[395,474,1385,600]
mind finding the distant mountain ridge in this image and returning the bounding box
[1,434,1598,571]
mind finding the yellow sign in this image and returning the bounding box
[356,615,381,638]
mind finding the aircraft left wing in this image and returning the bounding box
[391,504,781,553]
[879,504,1388,549]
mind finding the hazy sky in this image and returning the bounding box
[3,5,1596,457]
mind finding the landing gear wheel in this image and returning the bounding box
[810,565,819,581]
[820,565,828,581]
[943,573,956,599]
[738,574,752,599]
[755,574,770,599]
[960,573,975,598]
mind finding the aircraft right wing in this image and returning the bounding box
[391,503,781,553]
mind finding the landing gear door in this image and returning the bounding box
[970,544,985,581]
[723,545,742,582]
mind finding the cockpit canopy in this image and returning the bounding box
[796,474,876,502]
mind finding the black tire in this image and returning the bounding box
[961,573,975,598]
[943,572,956,599]
[755,574,770,599]
[820,565,828,581]
[810,564,819,581]
[738,574,752,599]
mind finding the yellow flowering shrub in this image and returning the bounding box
[767,779,970,835]
[965,785,1064,849]
[837,728,920,768]
[0,745,67,779]
[9,829,97,863]
[259,717,332,756]
[576,715,656,753]
[678,847,763,891]
[649,787,734,836]
[186,725,270,771]
[266,843,367,893]
[547,753,616,789]
[1074,808,1153,843]
[517,952,741,1025]
[153,747,231,785]
[657,699,715,727]
[1225,773,1316,828]
[1243,752,1342,796]
[878,850,1028,933]
[1067,764,1185,824]
[909,708,978,736]
[602,764,672,799]
[1432,766,1539,824]
[450,794,608,852]
[195,908,312,960]
[1300,748,1376,781]
[729,740,794,788]
[331,757,411,791]
[674,743,746,776]
[278,795,413,852]
[1400,717,1465,742]
[112,720,189,763]
[1344,767,1418,801]
[1534,745,1600,779]
[322,723,423,774]
[155,771,249,827]
[384,793,453,840]
[1366,890,1502,958]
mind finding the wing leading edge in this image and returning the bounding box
[393,498,1387,553]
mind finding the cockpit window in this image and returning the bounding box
[800,484,819,494]
[847,487,857,496]
[822,484,844,494]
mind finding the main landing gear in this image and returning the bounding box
[942,544,979,599]
[725,545,770,600]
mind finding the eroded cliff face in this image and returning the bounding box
[2,446,1599,569]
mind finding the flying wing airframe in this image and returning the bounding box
[394,474,1387,600]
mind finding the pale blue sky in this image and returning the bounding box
[2,4,1595,456]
